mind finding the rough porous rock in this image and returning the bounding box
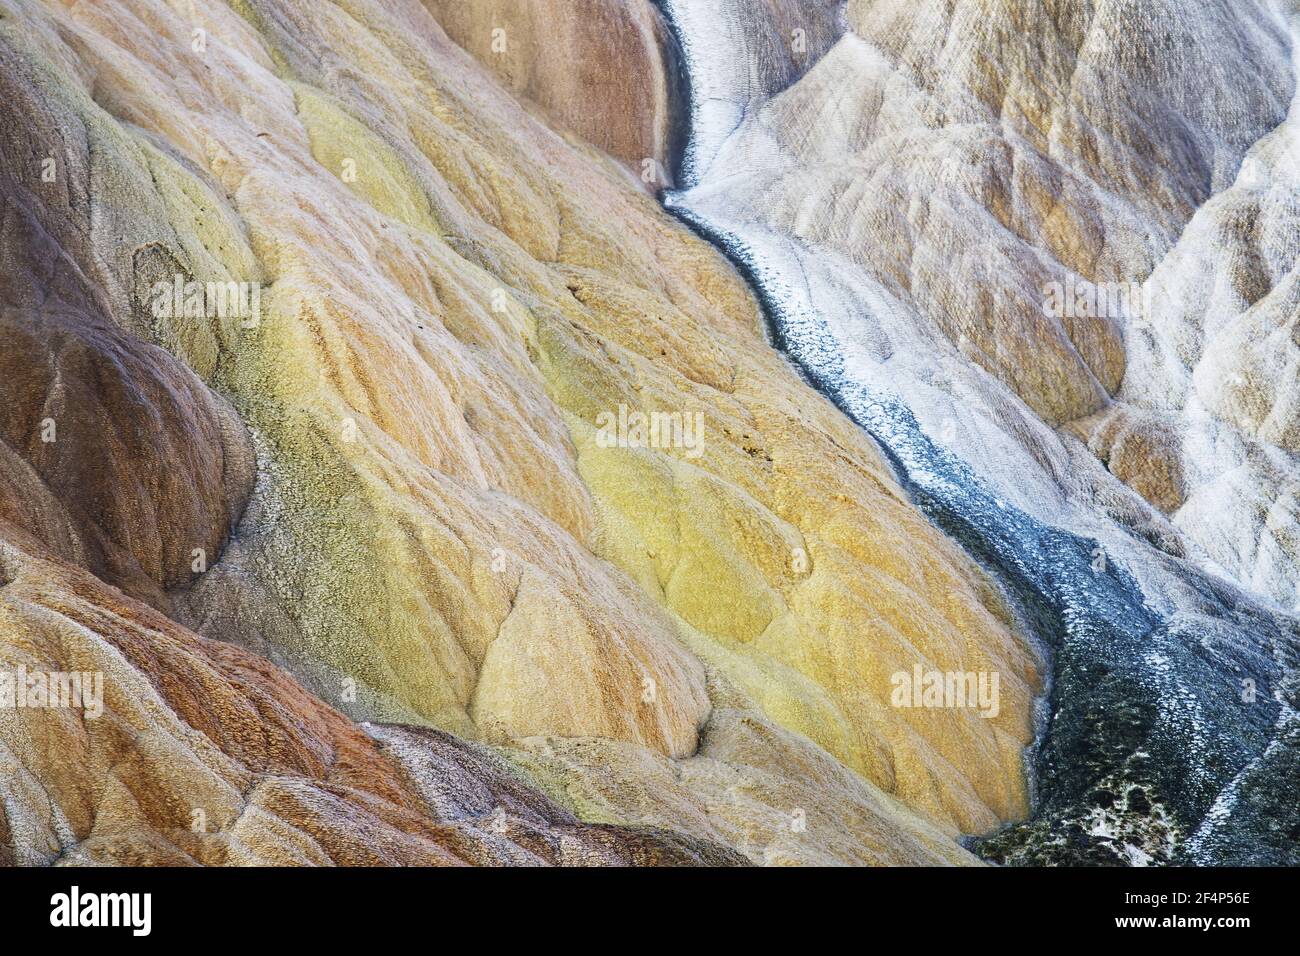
[0,103,256,612]
[0,0,1045,866]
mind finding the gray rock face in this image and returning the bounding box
[659,0,1300,864]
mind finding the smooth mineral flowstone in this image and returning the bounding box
[0,156,256,615]
[423,0,686,180]
[663,0,1300,606]
[658,0,1300,864]
[0,0,1049,866]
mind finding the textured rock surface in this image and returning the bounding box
[661,0,1300,864]
[673,0,1300,605]
[423,0,683,179]
[0,171,256,614]
[0,0,1046,866]
[661,0,846,186]
[0,526,742,865]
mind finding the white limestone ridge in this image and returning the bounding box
[665,0,1300,611]
[660,0,1300,864]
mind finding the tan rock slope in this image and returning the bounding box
[421,0,683,180]
[0,0,1043,865]
[0,525,743,865]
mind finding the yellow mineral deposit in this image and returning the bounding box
[16,0,1292,868]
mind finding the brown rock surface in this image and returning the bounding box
[423,0,682,179]
[1066,406,1187,516]
[0,191,255,612]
